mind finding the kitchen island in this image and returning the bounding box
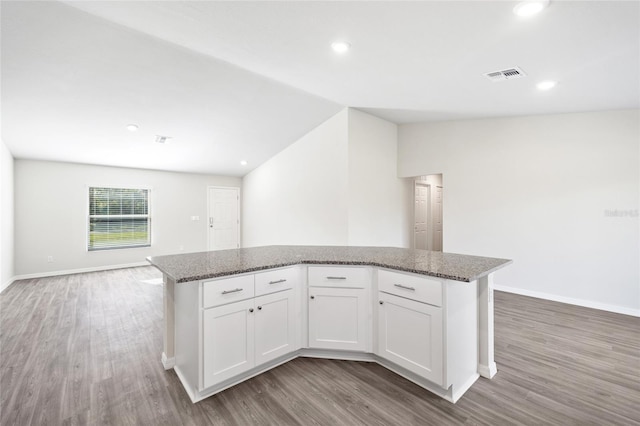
[147,245,511,403]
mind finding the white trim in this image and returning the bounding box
[11,261,149,281]
[161,352,175,370]
[477,362,497,379]
[299,348,375,362]
[451,372,481,403]
[173,365,197,402]
[187,353,298,403]
[0,277,16,294]
[494,285,640,318]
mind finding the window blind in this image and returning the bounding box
[88,187,150,251]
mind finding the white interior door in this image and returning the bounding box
[432,186,443,251]
[208,187,240,251]
[414,182,430,250]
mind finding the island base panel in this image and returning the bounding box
[478,274,497,378]
[162,275,176,369]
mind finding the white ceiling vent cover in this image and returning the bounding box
[155,135,172,144]
[484,66,527,82]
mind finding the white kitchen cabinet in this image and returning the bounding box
[203,298,255,388]
[198,267,299,390]
[307,266,370,352]
[308,287,368,351]
[254,289,296,366]
[375,268,479,401]
[174,264,482,404]
[377,291,443,385]
[203,289,297,389]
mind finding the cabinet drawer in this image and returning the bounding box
[308,266,369,288]
[378,269,442,307]
[255,267,296,296]
[203,275,255,308]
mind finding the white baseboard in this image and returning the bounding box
[477,362,497,379]
[494,285,640,318]
[10,261,150,283]
[161,352,175,370]
[0,277,15,294]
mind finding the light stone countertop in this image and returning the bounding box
[147,245,512,283]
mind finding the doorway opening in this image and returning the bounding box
[412,174,443,251]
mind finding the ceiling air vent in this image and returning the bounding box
[484,66,527,82]
[155,135,172,144]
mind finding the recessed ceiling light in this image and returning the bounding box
[126,124,139,132]
[536,80,557,91]
[331,41,351,54]
[240,160,248,166]
[513,1,549,17]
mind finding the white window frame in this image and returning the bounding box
[87,185,152,251]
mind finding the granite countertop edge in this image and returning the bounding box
[147,247,513,284]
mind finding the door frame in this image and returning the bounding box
[207,186,241,251]
[432,185,443,252]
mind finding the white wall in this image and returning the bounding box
[14,160,241,277]
[1,140,15,291]
[348,109,411,247]
[399,109,640,315]
[242,108,411,248]
[242,109,350,247]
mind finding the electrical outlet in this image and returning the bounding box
[47,256,53,263]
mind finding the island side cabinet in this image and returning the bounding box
[173,266,302,400]
[375,268,480,400]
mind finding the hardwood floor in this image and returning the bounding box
[1,266,638,425]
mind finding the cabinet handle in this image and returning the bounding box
[222,288,243,295]
[269,279,287,285]
[257,306,262,310]
[394,284,416,291]
[310,295,315,300]
[249,308,254,313]
[326,276,347,280]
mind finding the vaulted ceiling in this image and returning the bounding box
[2,1,638,176]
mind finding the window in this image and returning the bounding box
[88,187,150,251]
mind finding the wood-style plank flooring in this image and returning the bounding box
[1,266,638,425]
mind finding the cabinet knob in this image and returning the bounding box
[257,306,262,310]
[379,301,384,305]
[249,308,254,313]
[310,295,315,300]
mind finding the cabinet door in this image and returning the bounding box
[203,299,255,389]
[308,287,367,351]
[254,290,296,366]
[378,292,443,385]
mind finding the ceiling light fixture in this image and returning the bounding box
[240,160,248,166]
[513,0,549,17]
[331,41,351,54]
[536,80,557,91]
[126,124,139,132]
